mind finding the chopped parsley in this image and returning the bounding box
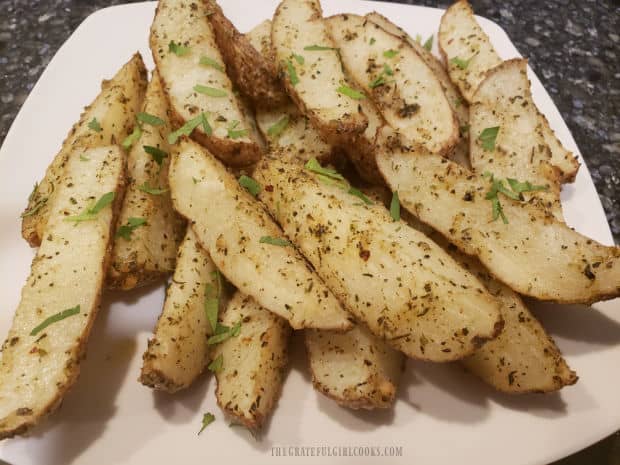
[137,112,165,126]
[88,118,102,132]
[122,125,142,150]
[30,305,80,336]
[168,113,211,144]
[138,183,168,195]
[65,192,115,222]
[194,85,227,97]
[506,178,548,195]
[390,191,400,221]
[450,56,472,70]
[285,59,299,86]
[423,35,433,51]
[207,354,223,373]
[336,85,365,100]
[227,120,248,139]
[79,154,90,162]
[239,175,260,197]
[348,187,372,205]
[267,115,290,137]
[259,236,291,247]
[305,158,345,182]
[369,75,386,89]
[207,320,242,345]
[304,45,335,51]
[168,40,190,56]
[484,172,549,223]
[204,270,221,333]
[199,56,224,72]
[198,412,215,435]
[478,126,500,151]
[292,53,305,65]
[383,49,399,58]
[383,63,394,75]
[369,37,376,45]
[143,145,168,165]
[116,217,146,240]
[21,197,48,218]
[305,158,373,204]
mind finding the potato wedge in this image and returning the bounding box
[470,59,563,220]
[22,53,146,247]
[212,292,290,430]
[365,11,470,168]
[0,145,125,438]
[306,325,403,409]
[439,0,578,181]
[140,228,221,392]
[169,138,352,331]
[108,72,185,290]
[254,156,502,361]
[205,0,287,107]
[376,127,620,304]
[271,0,367,145]
[327,14,458,155]
[150,0,261,166]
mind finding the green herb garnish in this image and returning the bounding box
[450,56,472,70]
[80,154,90,162]
[207,320,242,345]
[204,270,221,333]
[383,63,394,75]
[227,120,248,139]
[506,178,548,194]
[259,236,291,247]
[267,115,290,137]
[305,158,346,182]
[168,113,211,144]
[168,40,190,56]
[336,85,365,100]
[479,126,500,151]
[65,192,115,222]
[138,183,168,195]
[199,56,224,72]
[293,53,305,65]
[390,191,400,221]
[207,354,223,373]
[239,175,260,197]
[137,112,165,126]
[143,145,168,165]
[21,197,48,218]
[304,45,335,51]
[423,35,433,51]
[116,217,147,240]
[483,172,549,223]
[194,85,227,97]
[369,37,376,45]
[122,125,142,150]
[285,59,299,86]
[198,412,215,435]
[30,305,80,336]
[383,49,399,58]
[88,118,102,132]
[369,75,386,89]
[348,187,372,205]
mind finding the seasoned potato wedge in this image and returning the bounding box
[169,138,352,331]
[140,228,221,392]
[150,0,261,166]
[22,53,146,247]
[306,325,403,409]
[470,59,563,219]
[272,0,367,144]
[327,14,457,155]
[439,0,578,181]
[254,156,502,361]
[213,292,290,430]
[205,0,287,107]
[376,127,620,304]
[0,145,125,439]
[365,11,470,168]
[108,72,185,290]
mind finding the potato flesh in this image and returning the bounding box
[254,157,502,361]
[22,54,146,247]
[108,72,185,289]
[272,0,367,142]
[327,14,457,154]
[168,139,352,331]
[306,325,403,408]
[140,228,218,392]
[150,0,260,165]
[0,146,124,438]
[470,59,563,220]
[213,292,290,430]
[376,128,620,304]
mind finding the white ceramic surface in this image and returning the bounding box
[0,2,618,464]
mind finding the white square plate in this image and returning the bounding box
[0,1,618,464]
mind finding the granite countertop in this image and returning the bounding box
[0,0,618,463]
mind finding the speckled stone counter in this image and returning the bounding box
[0,0,618,463]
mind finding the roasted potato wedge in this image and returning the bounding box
[254,156,502,361]
[470,59,563,219]
[108,71,185,290]
[140,228,222,392]
[327,14,458,155]
[306,325,403,409]
[205,0,287,107]
[365,11,470,168]
[439,0,578,181]
[169,138,352,331]
[150,0,261,166]
[376,127,620,304]
[213,292,290,430]
[22,53,146,247]
[0,145,125,438]
[272,0,367,145]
